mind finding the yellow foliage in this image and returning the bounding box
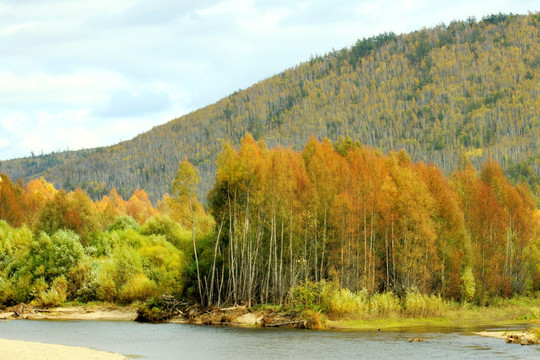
[404,291,449,317]
[118,274,157,304]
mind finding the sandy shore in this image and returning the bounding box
[0,338,126,360]
[476,330,540,344]
[0,306,137,321]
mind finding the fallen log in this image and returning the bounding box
[506,334,540,345]
[220,305,247,312]
[407,338,426,343]
[265,320,307,328]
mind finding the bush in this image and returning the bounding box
[28,230,85,283]
[65,262,91,300]
[301,308,326,329]
[109,215,140,232]
[94,260,117,302]
[322,287,369,317]
[0,277,15,306]
[34,276,68,308]
[369,291,401,316]
[292,282,401,319]
[118,274,157,304]
[291,281,323,308]
[141,215,190,250]
[136,297,167,323]
[10,273,33,304]
[404,291,448,317]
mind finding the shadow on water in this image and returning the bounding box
[0,320,538,360]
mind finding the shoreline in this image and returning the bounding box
[0,305,137,322]
[0,338,126,360]
[476,330,540,345]
[1,302,538,333]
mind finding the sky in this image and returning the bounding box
[0,0,537,161]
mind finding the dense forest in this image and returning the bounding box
[1,136,539,311]
[0,165,213,306]
[0,13,538,204]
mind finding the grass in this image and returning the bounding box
[326,296,540,331]
[45,289,540,331]
[287,282,540,330]
[58,301,139,311]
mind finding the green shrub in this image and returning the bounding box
[27,230,84,283]
[291,281,323,307]
[94,260,117,302]
[109,215,140,231]
[0,276,15,306]
[141,215,190,250]
[65,262,91,300]
[118,274,157,304]
[11,273,33,304]
[136,297,166,323]
[34,276,68,308]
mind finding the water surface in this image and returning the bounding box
[0,320,538,359]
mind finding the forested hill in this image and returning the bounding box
[1,13,538,203]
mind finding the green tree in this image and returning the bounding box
[172,158,203,303]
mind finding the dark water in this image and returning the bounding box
[0,320,538,359]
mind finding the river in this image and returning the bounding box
[0,320,538,359]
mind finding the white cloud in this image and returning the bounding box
[0,70,126,109]
[1,117,17,132]
[94,90,171,117]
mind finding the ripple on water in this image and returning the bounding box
[0,320,538,360]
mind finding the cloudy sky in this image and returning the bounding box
[0,0,536,160]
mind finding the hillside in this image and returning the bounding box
[0,13,538,203]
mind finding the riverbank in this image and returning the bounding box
[0,303,136,321]
[476,330,540,344]
[325,300,540,331]
[165,300,540,335]
[0,338,126,360]
[1,298,539,333]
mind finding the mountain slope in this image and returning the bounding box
[1,13,538,202]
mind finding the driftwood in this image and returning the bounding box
[136,294,189,322]
[11,303,33,318]
[162,295,188,314]
[160,294,188,319]
[406,338,426,343]
[265,320,307,328]
[220,305,247,312]
[506,334,540,345]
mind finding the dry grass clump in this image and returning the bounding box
[308,281,450,319]
[369,292,401,316]
[404,291,448,317]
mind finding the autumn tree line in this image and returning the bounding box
[0,169,213,307]
[200,135,539,307]
[0,135,539,310]
[1,13,538,205]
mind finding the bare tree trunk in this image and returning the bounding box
[289,205,295,296]
[208,219,224,307]
[320,208,327,282]
[190,197,203,305]
[279,211,285,303]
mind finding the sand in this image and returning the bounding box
[0,338,126,360]
[476,330,540,344]
[0,306,137,321]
